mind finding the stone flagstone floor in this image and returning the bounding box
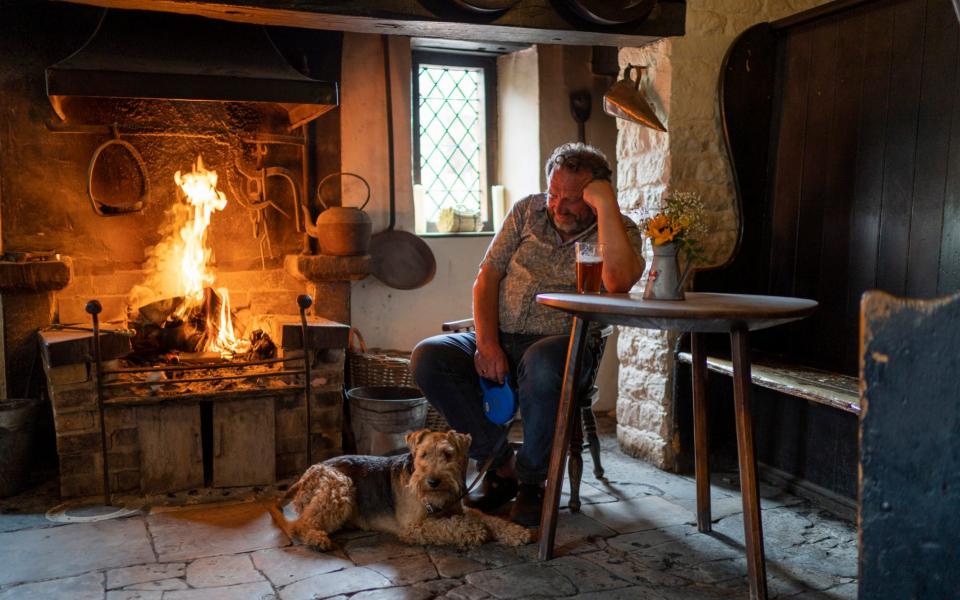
[0,419,857,599]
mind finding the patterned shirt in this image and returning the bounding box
[480,193,646,336]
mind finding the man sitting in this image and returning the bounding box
[411,142,645,526]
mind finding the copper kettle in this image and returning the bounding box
[302,172,373,256]
[603,65,667,132]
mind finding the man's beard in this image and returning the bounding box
[548,209,596,235]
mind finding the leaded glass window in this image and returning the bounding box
[413,52,495,233]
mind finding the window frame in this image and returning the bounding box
[411,50,498,235]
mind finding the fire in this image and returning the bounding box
[173,156,227,302]
[130,155,250,357]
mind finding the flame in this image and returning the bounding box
[130,155,249,357]
[173,155,227,303]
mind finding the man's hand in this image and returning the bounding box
[581,179,619,216]
[474,343,509,384]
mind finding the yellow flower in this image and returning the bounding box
[645,213,678,245]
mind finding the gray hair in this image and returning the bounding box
[544,142,613,182]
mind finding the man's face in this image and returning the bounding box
[547,168,595,235]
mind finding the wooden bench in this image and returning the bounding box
[676,353,859,415]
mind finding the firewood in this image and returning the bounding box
[138,297,184,326]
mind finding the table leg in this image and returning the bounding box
[730,327,767,600]
[691,332,711,532]
[538,316,589,561]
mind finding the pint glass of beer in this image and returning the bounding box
[575,242,605,294]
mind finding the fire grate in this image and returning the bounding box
[85,294,317,505]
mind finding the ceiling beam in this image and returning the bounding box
[58,0,685,47]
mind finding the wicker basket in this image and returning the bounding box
[347,329,449,431]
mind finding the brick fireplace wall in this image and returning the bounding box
[615,0,830,469]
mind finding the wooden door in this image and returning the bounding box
[137,404,203,494]
[212,398,276,487]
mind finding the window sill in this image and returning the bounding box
[419,231,495,239]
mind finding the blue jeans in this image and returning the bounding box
[410,331,597,484]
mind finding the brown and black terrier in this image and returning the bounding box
[270,429,532,550]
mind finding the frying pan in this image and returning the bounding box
[369,35,437,290]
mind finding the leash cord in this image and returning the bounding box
[424,420,514,516]
[461,419,515,501]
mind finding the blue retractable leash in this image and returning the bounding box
[463,374,518,496]
[480,373,516,426]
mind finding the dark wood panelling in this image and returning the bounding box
[793,20,840,357]
[938,8,960,292]
[876,1,926,295]
[767,28,812,302]
[718,0,959,374]
[844,3,896,369]
[818,11,865,367]
[689,0,960,500]
[908,0,958,297]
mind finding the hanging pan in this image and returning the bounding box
[369,35,437,290]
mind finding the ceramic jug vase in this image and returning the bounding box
[642,241,692,300]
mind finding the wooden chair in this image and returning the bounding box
[441,318,611,511]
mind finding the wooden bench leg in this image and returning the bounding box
[567,410,584,512]
[731,327,767,600]
[691,332,711,532]
[582,405,604,479]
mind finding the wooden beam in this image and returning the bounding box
[57,0,685,47]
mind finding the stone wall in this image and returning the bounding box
[615,0,830,469]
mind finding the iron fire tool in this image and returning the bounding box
[297,294,313,464]
[232,143,300,268]
[86,300,112,506]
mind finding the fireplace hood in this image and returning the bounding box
[45,10,338,129]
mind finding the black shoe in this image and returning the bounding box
[510,483,544,527]
[464,471,518,514]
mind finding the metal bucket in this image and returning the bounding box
[347,386,427,456]
[0,398,42,497]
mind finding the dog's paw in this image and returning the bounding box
[501,522,534,546]
[455,517,492,548]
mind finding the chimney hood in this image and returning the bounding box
[45,10,338,129]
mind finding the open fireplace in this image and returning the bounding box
[0,6,373,500]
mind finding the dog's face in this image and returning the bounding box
[405,429,471,513]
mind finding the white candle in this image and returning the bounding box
[413,184,427,234]
[492,185,506,232]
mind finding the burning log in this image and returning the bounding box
[138,296,183,326]
[250,329,276,360]
[188,287,223,352]
[128,286,257,361]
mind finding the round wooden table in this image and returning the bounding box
[535,292,818,600]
